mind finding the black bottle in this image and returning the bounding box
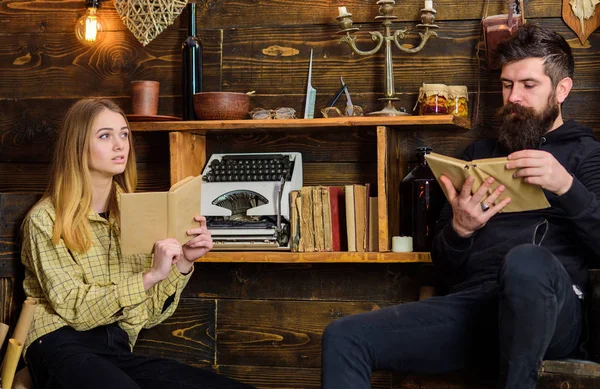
[399,147,445,252]
[182,2,203,120]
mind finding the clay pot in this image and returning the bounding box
[193,92,250,120]
[131,80,160,115]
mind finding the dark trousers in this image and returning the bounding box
[321,244,583,389]
[26,323,256,389]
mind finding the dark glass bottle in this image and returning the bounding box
[182,3,203,120]
[399,147,445,252]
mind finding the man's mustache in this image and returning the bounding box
[496,103,536,121]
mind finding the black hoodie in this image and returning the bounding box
[431,120,600,292]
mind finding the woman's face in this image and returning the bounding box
[88,108,130,180]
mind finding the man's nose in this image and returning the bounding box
[507,86,522,104]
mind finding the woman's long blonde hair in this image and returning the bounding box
[46,98,137,252]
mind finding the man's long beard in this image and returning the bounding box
[496,98,560,153]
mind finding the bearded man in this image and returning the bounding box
[321,24,600,389]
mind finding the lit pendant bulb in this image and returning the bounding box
[75,0,105,45]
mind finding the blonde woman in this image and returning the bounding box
[21,99,255,389]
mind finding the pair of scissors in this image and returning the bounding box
[326,77,355,116]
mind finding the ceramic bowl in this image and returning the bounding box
[193,92,251,120]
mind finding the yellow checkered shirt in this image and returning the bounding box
[21,194,193,354]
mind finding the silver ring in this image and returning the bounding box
[480,202,490,212]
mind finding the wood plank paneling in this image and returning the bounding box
[0,1,565,34]
[0,105,170,164]
[220,19,600,97]
[216,299,386,368]
[183,263,421,302]
[537,373,600,388]
[134,298,216,365]
[217,365,600,389]
[207,128,378,162]
[0,30,222,98]
[217,365,393,389]
[0,278,15,325]
[0,161,368,192]
[0,193,41,237]
[0,29,222,98]
[0,162,170,193]
[0,193,40,277]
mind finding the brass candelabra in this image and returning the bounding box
[336,0,438,116]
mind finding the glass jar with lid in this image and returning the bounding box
[418,84,449,115]
[448,85,469,118]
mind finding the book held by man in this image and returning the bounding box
[424,152,550,213]
[120,175,202,255]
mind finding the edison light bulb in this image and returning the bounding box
[75,5,105,45]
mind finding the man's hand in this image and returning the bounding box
[180,216,213,274]
[439,175,512,238]
[507,150,573,195]
[143,238,183,290]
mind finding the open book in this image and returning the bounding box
[120,175,202,255]
[424,152,550,213]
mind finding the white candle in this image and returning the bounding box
[392,236,413,252]
[424,0,433,9]
[338,6,348,17]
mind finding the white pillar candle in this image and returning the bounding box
[338,6,348,17]
[392,236,413,252]
[424,0,433,9]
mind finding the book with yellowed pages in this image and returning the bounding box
[424,152,550,213]
[120,175,202,255]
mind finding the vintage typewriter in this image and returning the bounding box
[201,152,303,250]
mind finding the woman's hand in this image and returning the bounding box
[439,175,512,238]
[179,216,213,274]
[143,238,183,289]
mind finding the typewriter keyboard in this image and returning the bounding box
[202,154,295,182]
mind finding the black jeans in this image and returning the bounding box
[26,323,256,389]
[321,244,583,389]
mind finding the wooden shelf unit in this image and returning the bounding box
[198,251,432,263]
[130,115,470,263]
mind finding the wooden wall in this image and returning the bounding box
[1,1,600,388]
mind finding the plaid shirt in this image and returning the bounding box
[21,189,193,354]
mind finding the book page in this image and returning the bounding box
[425,153,473,199]
[425,153,550,213]
[167,175,202,246]
[121,191,168,256]
[474,159,550,212]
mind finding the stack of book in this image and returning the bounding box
[289,185,378,252]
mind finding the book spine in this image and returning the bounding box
[321,187,333,252]
[345,185,356,252]
[313,186,325,252]
[329,186,346,251]
[289,190,300,252]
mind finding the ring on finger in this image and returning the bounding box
[480,202,490,212]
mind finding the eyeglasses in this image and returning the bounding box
[250,107,297,120]
[320,105,364,118]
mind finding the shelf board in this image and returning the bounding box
[130,115,471,133]
[195,251,432,263]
